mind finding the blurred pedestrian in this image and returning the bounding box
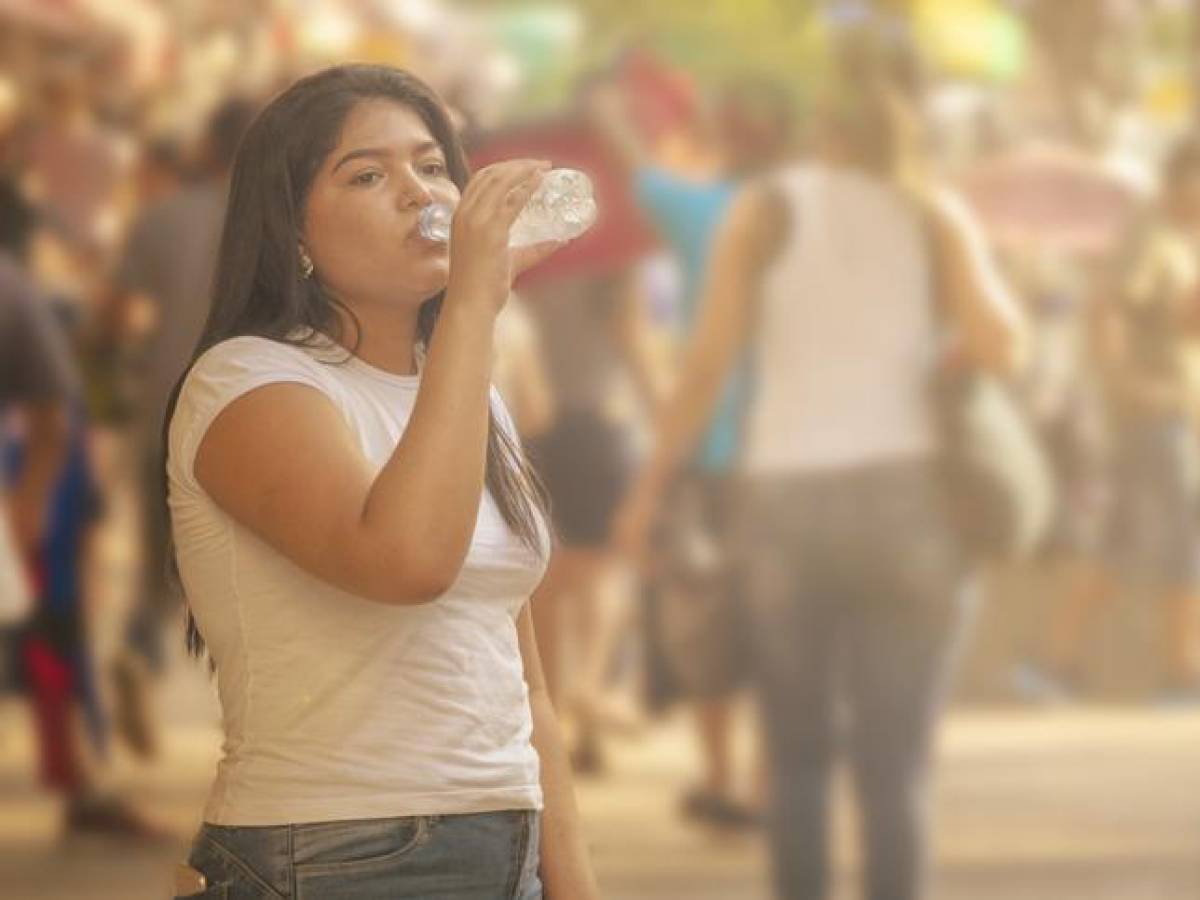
[617,21,1028,900]
[24,66,131,261]
[1029,133,1200,701]
[493,292,555,441]
[593,73,794,827]
[98,97,257,760]
[2,218,164,840]
[518,95,665,772]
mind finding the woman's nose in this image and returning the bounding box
[395,169,434,209]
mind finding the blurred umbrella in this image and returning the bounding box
[959,141,1143,256]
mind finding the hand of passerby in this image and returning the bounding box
[612,473,663,570]
[586,83,647,173]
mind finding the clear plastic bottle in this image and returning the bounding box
[418,168,598,247]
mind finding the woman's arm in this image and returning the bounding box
[615,182,783,555]
[588,83,651,174]
[611,269,668,417]
[924,188,1030,376]
[518,602,600,899]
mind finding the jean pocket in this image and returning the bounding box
[292,815,431,876]
[190,832,287,900]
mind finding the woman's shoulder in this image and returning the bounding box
[169,333,347,486]
[177,332,344,420]
[189,331,346,387]
[194,332,318,368]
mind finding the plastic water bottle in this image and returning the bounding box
[418,168,598,247]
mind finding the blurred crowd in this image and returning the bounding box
[2,0,1200,896]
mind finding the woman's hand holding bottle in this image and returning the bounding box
[443,160,561,315]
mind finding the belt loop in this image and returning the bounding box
[286,824,295,898]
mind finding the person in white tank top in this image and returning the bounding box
[617,20,1028,900]
[163,66,598,900]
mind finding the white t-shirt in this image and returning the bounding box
[168,332,548,826]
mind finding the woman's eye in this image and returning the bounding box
[420,160,447,176]
[351,170,383,186]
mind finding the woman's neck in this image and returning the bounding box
[334,302,423,376]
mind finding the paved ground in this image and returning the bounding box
[2,672,1198,900]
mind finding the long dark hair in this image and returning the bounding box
[162,64,549,660]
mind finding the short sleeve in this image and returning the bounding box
[168,337,340,493]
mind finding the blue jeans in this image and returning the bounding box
[176,810,542,899]
[739,460,977,900]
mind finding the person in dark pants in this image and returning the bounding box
[617,20,1028,900]
[1,246,166,840]
[97,98,257,758]
[592,73,794,825]
[1030,134,1200,701]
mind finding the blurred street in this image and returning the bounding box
[6,3,1200,899]
[2,671,1198,899]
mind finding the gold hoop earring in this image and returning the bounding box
[299,249,314,280]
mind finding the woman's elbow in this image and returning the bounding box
[969,312,1030,378]
[989,329,1028,377]
[354,548,463,606]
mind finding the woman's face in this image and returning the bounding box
[302,98,461,310]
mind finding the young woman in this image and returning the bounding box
[616,23,1027,900]
[165,65,598,899]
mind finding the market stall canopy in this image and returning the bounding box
[959,142,1145,256]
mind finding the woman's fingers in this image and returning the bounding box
[481,164,549,222]
[497,174,547,227]
[464,160,549,221]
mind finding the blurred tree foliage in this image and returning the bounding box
[570,0,817,83]
[458,0,830,118]
[460,1,1036,120]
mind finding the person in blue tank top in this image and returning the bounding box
[593,73,795,828]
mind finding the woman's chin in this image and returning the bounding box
[393,249,448,294]
[409,268,450,301]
